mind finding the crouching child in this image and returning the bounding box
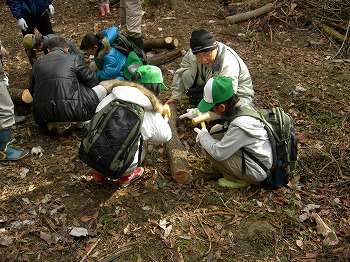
[193,77,273,188]
[78,65,172,187]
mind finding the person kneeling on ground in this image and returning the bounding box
[23,33,85,64]
[29,37,113,135]
[92,65,172,187]
[166,28,254,107]
[80,27,127,81]
[0,41,29,161]
[194,77,273,188]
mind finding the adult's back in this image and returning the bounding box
[29,47,99,127]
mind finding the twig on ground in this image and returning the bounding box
[196,214,212,255]
[79,238,101,262]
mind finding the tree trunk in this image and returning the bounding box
[225,3,274,24]
[143,37,179,52]
[165,103,191,184]
[147,49,184,66]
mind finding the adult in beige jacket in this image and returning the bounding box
[166,29,254,107]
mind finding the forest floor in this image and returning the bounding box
[0,0,349,261]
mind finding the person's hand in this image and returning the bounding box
[48,4,55,15]
[179,108,198,120]
[1,46,7,57]
[17,18,28,31]
[165,98,178,106]
[194,127,208,143]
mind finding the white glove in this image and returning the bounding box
[17,18,28,31]
[179,108,199,120]
[194,127,208,143]
[1,46,7,57]
[48,4,55,15]
[163,115,169,123]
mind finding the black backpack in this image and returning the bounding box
[112,34,147,65]
[78,99,144,179]
[230,107,298,188]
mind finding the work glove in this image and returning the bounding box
[194,127,208,143]
[17,18,28,31]
[179,108,221,121]
[1,46,7,57]
[179,108,199,120]
[163,115,169,123]
[48,4,55,15]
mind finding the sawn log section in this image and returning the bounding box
[165,103,191,183]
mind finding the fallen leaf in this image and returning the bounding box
[40,231,61,244]
[69,227,88,237]
[81,215,94,222]
[296,239,303,249]
[0,236,14,246]
[162,225,172,240]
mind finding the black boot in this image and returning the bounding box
[129,36,144,51]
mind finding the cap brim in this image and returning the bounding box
[161,83,168,90]
[198,99,214,113]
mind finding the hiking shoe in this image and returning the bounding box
[47,122,73,135]
[93,172,108,183]
[117,167,144,187]
[218,178,250,188]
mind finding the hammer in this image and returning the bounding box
[192,112,210,129]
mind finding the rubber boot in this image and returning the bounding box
[105,2,110,14]
[0,129,29,161]
[99,5,106,16]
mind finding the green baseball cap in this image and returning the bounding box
[134,65,168,90]
[198,77,234,112]
[123,51,143,80]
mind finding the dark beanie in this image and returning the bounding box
[190,29,218,54]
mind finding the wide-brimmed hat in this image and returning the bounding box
[198,77,234,112]
[134,65,168,90]
[23,34,41,56]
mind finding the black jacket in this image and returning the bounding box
[29,47,99,127]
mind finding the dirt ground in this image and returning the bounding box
[1,0,349,261]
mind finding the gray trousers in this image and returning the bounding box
[120,0,143,38]
[0,80,14,129]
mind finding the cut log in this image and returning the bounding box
[143,37,179,52]
[8,88,33,104]
[165,103,191,183]
[225,3,274,24]
[147,48,184,66]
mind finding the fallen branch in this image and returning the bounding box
[196,214,212,255]
[147,48,184,66]
[225,2,274,24]
[312,19,345,42]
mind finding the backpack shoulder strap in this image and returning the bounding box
[230,107,276,175]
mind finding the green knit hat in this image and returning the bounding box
[23,34,41,56]
[198,77,234,112]
[134,65,168,90]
